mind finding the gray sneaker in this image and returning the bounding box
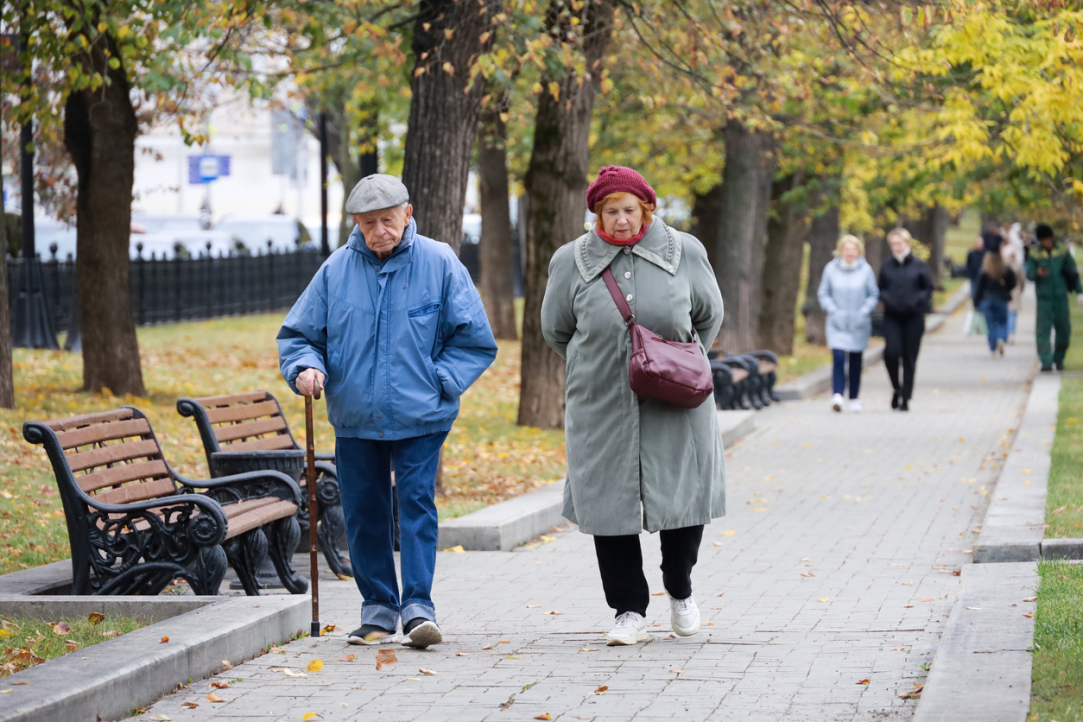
[401,619,442,649]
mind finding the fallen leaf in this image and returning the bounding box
[669,669,684,673]
[817,597,830,602]
[801,572,815,578]
[651,592,666,596]
[210,681,230,689]
[456,652,469,657]
[306,660,323,673]
[722,530,736,536]
[481,644,494,650]
[891,563,907,567]
[1022,468,1031,474]
[534,715,551,721]
[498,639,510,644]
[1023,596,1037,602]
[712,541,723,547]
[546,611,563,615]
[441,545,465,553]
[540,535,556,542]
[205,692,226,702]
[160,636,170,643]
[64,639,78,651]
[337,654,355,662]
[506,656,519,659]
[181,701,199,709]
[0,690,9,694]
[579,647,597,652]
[526,605,540,608]
[594,685,609,694]
[88,613,104,625]
[419,668,437,675]
[857,679,870,685]
[302,714,322,721]
[375,649,397,670]
[1023,612,1034,618]
[10,682,28,686]
[282,669,307,677]
[898,683,924,699]
[52,622,71,635]
[221,660,232,671]
[320,625,338,634]
[921,598,935,602]
[966,607,981,611]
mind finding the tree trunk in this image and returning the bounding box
[65,39,145,396]
[401,0,495,254]
[690,183,723,259]
[518,0,616,430]
[0,153,13,408]
[758,174,809,355]
[712,119,775,353]
[477,96,517,340]
[802,205,839,346]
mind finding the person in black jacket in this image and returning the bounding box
[972,236,1017,358]
[879,228,934,411]
[965,236,986,298]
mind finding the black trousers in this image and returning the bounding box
[593,525,704,617]
[883,314,924,401]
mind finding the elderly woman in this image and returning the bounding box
[541,166,725,646]
[878,228,933,412]
[817,235,879,413]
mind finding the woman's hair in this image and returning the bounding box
[887,227,912,245]
[834,234,864,257]
[982,248,1008,281]
[596,192,654,227]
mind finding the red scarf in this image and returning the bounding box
[596,223,649,246]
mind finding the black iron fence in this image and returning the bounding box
[9,248,327,334]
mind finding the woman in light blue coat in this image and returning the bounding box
[817,235,880,413]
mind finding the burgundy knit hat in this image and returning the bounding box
[586,166,657,213]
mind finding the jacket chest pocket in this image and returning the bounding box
[407,302,442,355]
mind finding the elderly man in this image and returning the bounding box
[278,175,497,649]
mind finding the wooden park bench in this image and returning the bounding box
[177,391,354,579]
[23,407,307,596]
[708,348,780,411]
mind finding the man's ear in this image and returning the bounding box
[402,204,413,225]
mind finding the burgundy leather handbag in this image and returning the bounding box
[601,267,714,409]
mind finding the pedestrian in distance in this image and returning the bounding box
[817,234,879,413]
[277,175,498,649]
[965,235,986,295]
[1026,223,1083,372]
[972,233,1017,358]
[878,228,933,412]
[1002,242,1026,344]
[540,166,726,647]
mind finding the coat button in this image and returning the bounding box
[626,293,633,302]
[624,271,631,279]
[668,265,675,273]
[379,433,385,438]
[377,413,382,419]
[623,247,631,254]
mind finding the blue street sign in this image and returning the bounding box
[188,155,231,185]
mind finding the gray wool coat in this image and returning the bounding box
[816,258,880,352]
[540,221,727,536]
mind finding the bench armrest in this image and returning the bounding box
[176,469,303,508]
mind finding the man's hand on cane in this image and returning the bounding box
[297,368,326,398]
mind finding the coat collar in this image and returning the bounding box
[347,217,418,272]
[574,220,682,282]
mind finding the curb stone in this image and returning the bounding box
[913,562,1038,722]
[0,594,307,722]
[436,409,756,551]
[973,373,1058,563]
[775,282,970,401]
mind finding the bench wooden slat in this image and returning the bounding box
[204,401,280,425]
[45,408,134,433]
[67,439,161,472]
[94,478,177,506]
[78,460,170,493]
[195,391,269,408]
[225,435,295,452]
[215,416,288,444]
[56,418,152,450]
[224,500,298,538]
[731,368,750,383]
[758,361,778,374]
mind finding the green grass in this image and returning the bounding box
[1031,561,1083,722]
[0,614,146,678]
[1045,376,1083,538]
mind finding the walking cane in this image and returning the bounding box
[305,391,321,638]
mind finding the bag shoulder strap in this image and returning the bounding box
[601,267,634,325]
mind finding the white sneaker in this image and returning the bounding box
[848,399,863,413]
[606,611,647,646]
[669,594,700,636]
[831,393,844,412]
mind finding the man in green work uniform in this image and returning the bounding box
[1026,223,1083,371]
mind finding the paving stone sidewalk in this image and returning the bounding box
[140,302,1037,722]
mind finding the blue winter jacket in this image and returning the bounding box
[277,218,497,440]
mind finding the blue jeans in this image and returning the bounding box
[1008,310,1017,337]
[979,298,1009,352]
[832,349,864,399]
[335,431,448,630]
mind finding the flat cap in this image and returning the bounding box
[345,174,410,215]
